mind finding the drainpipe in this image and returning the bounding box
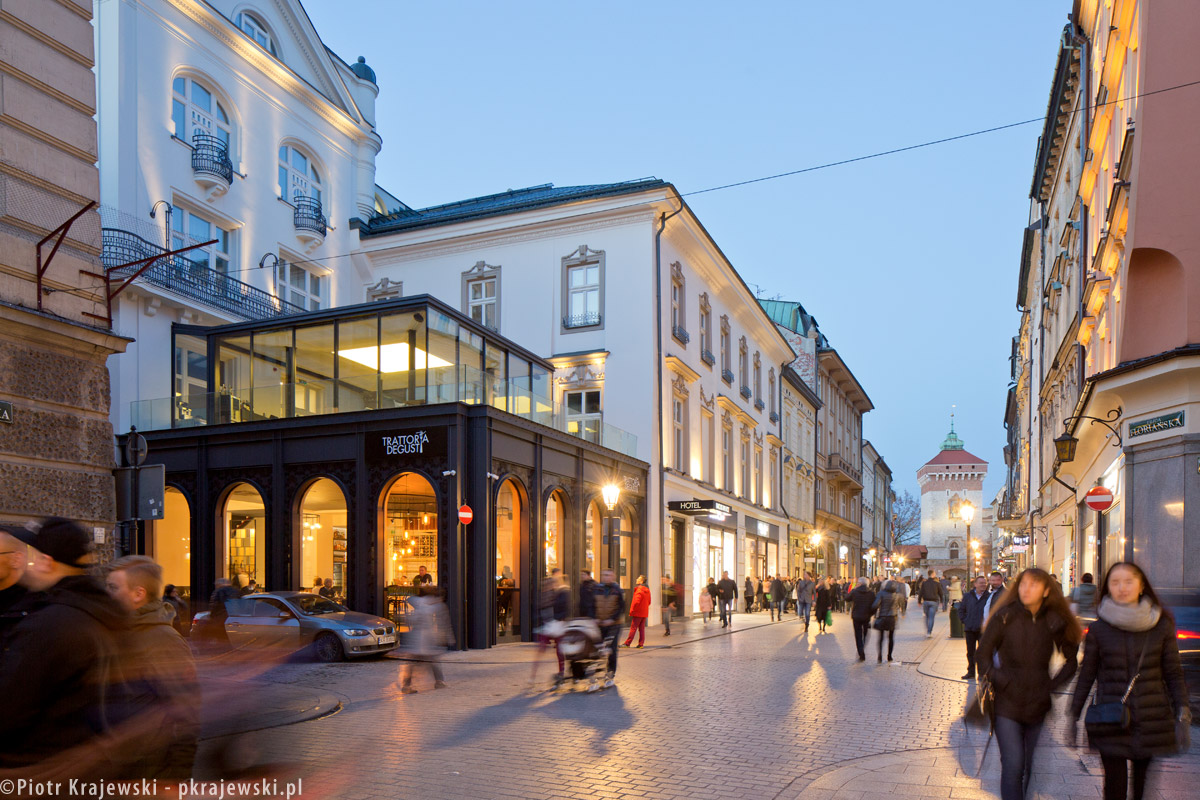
[653,189,684,601]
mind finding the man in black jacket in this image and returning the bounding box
[769,575,786,621]
[0,518,127,773]
[958,575,989,679]
[591,569,625,686]
[919,569,944,637]
[716,571,738,628]
[848,577,877,661]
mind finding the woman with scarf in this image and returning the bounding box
[977,568,1081,800]
[1068,562,1190,800]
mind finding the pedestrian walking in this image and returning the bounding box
[920,569,944,637]
[578,569,596,617]
[105,556,200,780]
[0,518,126,773]
[769,575,786,621]
[162,584,189,638]
[796,572,815,631]
[717,570,737,628]
[784,577,795,614]
[949,575,963,607]
[205,576,239,650]
[623,575,652,648]
[848,577,876,662]
[976,567,1081,800]
[756,577,767,614]
[983,571,1006,621]
[958,575,989,680]
[940,576,951,612]
[1067,562,1190,800]
[400,585,453,693]
[0,529,27,614]
[661,574,677,636]
[898,577,910,616]
[814,578,832,634]
[744,576,755,613]
[1070,572,1098,620]
[531,569,569,685]
[592,569,625,686]
[700,577,716,623]
[872,579,900,663]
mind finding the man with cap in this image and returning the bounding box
[0,517,127,771]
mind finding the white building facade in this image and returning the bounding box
[917,425,989,580]
[779,365,819,578]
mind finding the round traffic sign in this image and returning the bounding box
[458,504,474,525]
[124,432,148,467]
[1085,485,1114,512]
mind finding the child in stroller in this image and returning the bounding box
[555,618,612,692]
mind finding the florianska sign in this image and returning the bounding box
[1128,411,1184,439]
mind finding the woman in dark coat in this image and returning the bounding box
[872,580,899,663]
[1068,563,1190,800]
[813,578,832,633]
[977,568,1081,800]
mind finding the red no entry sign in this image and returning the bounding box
[1085,485,1114,512]
[458,504,474,525]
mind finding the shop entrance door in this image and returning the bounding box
[708,545,722,586]
[670,520,685,618]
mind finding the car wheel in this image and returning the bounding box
[314,633,344,663]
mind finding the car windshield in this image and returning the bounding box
[293,595,347,615]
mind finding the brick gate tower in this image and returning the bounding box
[917,419,988,580]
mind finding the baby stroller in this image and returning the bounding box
[555,618,611,692]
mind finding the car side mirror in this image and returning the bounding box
[279,612,292,619]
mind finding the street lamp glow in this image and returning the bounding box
[868,548,876,558]
[810,532,822,547]
[959,502,975,524]
[601,483,620,511]
[971,540,981,550]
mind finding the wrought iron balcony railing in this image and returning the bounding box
[770,411,779,424]
[701,349,715,367]
[563,312,601,328]
[740,385,752,400]
[293,195,327,238]
[191,133,233,186]
[754,399,765,411]
[671,325,690,344]
[827,451,863,485]
[721,368,734,384]
[102,228,304,320]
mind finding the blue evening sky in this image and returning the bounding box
[303,1,1070,501]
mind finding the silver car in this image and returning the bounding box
[192,591,398,662]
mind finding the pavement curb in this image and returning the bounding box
[199,677,343,740]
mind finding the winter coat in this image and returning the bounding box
[591,581,625,626]
[1072,583,1098,616]
[1069,609,1187,758]
[163,594,189,638]
[977,602,1078,724]
[578,578,597,617]
[706,581,720,603]
[948,578,963,602]
[538,584,570,625]
[404,594,452,655]
[628,585,652,618]
[745,579,755,599]
[698,590,714,613]
[849,585,877,621]
[813,586,832,617]
[958,589,989,632]
[919,579,943,603]
[873,586,898,619]
[716,578,738,602]
[796,579,815,604]
[770,578,786,602]
[0,575,127,769]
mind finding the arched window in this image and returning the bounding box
[278,145,321,205]
[236,11,278,57]
[949,541,960,560]
[172,76,231,147]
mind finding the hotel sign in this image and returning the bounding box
[1128,411,1184,439]
[668,499,735,524]
[366,428,445,461]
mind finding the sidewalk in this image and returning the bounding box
[198,667,341,739]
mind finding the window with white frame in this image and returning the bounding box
[739,338,749,396]
[278,145,321,205]
[236,11,279,57]
[565,262,601,328]
[754,446,763,505]
[672,394,688,470]
[467,276,497,329]
[565,389,602,443]
[722,421,733,491]
[753,352,762,408]
[701,408,714,483]
[670,262,687,343]
[768,369,776,417]
[740,434,751,499]
[699,293,713,365]
[172,76,231,147]
[768,448,778,509]
[170,207,233,275]
[720,316,731,381]
[276,258,325,311]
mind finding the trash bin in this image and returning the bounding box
[950,600,964,638]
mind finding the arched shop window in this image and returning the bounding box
[382,472,438,588]
[298,478,348,600]
[150,487,191,599]
[544,491,566,577]
[584,500,601,579]
[221,483,265,590]
[495,479,523,640]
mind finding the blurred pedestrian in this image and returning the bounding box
[592,569,625,686]
[983,571,1006,621]
[1070,572,1098,620]
[744,576,755,613]
[319,577,336,599]
[0,518,126,772]
[898,577,910,616]
[106,556,200,779]
[814,578,832,634]
[578,569,596,617]
[0,529,27,613]
[661,574,676,636]
[940,575,952,612]
[977,568,1081,800]
[769,574,786,621]
[401,586,452,693]
[949,575,963,608]
[717,570,737,628]
[872,579,900,664]
[959,575,989,680]
[207,577,238,649]
[796,573,815,631]
[848,577,876,662]
[531,569,569,686]
[1067,562,1190,800]
[920,569,944,637]
[623,575,652,648]
[700,576,717,623]
[162,584,189,638]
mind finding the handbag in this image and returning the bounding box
[872,615,894,631]
[824,609,834,627]
[964,673,995,729]
[1084,634,1149,737]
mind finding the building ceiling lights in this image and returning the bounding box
[337,344,453,373]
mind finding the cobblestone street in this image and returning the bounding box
[200,609,1200,800]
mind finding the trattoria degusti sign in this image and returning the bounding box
[1128,411,1184,439]
[366,428,446,461]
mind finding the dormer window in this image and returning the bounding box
[236,11,278,57]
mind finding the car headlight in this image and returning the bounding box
[341,629,371,637]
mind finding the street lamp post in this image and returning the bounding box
[960,501,976,581]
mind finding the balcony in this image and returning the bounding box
[190,133,233,197]
[826,451,863,488]
[563,312,601,329]
[740,385,752,400]
[769,411,779,424]
[671,325,690,345]
[754,399,765,412]
[721,368,734,385]
[292,195,327,250]
[700,349,715,367]
[102,228,304,320]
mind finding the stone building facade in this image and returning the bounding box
[917,425,989,580]
[0,0,130,536]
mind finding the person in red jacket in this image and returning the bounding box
[622,575,652,648]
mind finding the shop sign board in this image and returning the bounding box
[0,400,12,424]
[667,499,735,524]
[366,428,445,461]
[1128,411,1184,439]
[1011,533,1030,553]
